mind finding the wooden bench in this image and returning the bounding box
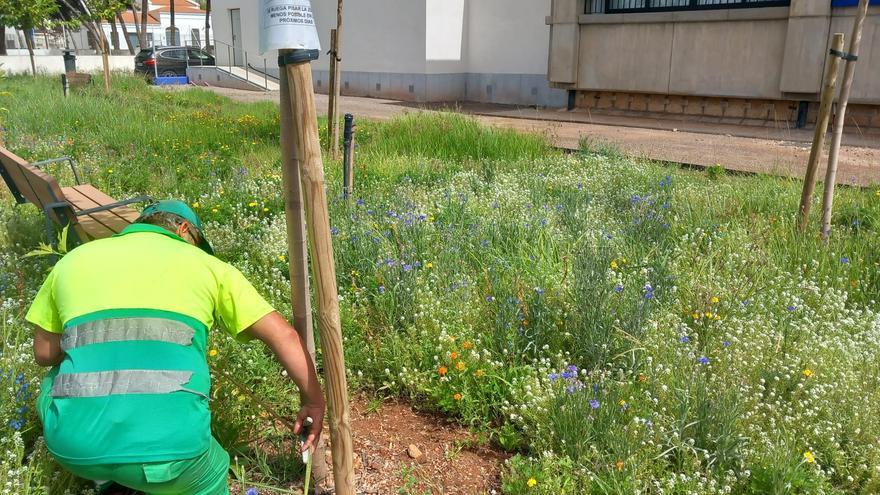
[0,146,151,247]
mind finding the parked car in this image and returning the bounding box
[134,46,215,78]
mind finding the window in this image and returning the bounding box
[190,29,200,47]
[187,48,212,62]
[588,0,790,14]
[162,49,187,60]
[165,26,180,45]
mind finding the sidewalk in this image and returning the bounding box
[194,86,880,187]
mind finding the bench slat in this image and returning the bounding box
[72,184,141,223]
[62,186,132,235]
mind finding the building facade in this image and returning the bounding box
[547,0,880,127]
[210,0,567,106]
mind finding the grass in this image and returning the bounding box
[1,74,879,494]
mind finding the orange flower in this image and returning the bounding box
[450,351,458,360]
[438,366,448,376]
[462,341,473,350]
[456,361,466,371]
[474,369,485,378]
[453,393,462,401]
[615,459,624,471]
[638,374,647,382]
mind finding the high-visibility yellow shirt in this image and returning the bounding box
[25,223,275,465]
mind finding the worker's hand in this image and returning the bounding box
[295,402,325,452]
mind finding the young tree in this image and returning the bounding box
[5,0,59,76]
[169,0,176,45]
[204,0,210,51]
[59,0,127,91]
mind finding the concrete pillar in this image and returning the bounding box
[547,0,582,84]
[779,0,832,95]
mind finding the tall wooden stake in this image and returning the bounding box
[281,50,355,495]
[328,0,344,160]
[278,50,330,488]
[797,32,844,231]
[820,0,869,241]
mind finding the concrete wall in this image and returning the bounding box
[212,0,565,106]
[549,1,880,105]
[0,55,134,75]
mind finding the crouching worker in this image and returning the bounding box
[26,200,325,495]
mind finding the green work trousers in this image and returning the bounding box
[56,437,230,495]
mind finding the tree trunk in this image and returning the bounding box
[24,29,36,76]
[170,0,176,45]
[204,0,211,51]
[97,31,111,91]
[131,4,143,50]
[110,18,120,51]
[117,12,134,54]
[0,26,7,56]
[141,0,149,47]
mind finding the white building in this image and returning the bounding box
[209,0,565,106]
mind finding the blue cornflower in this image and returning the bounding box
[403,264,413,272]
[356,198,365,206]
[486,295,495,302]
[367,209,375,215]
[787,305,797,312]
[614,284,624,294]
[561,371,574,380]
[698,356,710,365]
[722,341,730,348]
[540,219,548,226]
[330,226,340,235]
[577,183,583,189]
[534,287,544,296]
[566,364,578,373]
[246,488,259,495]
[679,335,690,343]
[589,399,600,409]
[565,385,576,394]
[549,373,559,382]
[840,256,850,264]
[377,285,385,294]
[481,239,489,248]
[8,419,23,431]
[643,283,654,300]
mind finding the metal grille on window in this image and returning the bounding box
[588,0,790,14]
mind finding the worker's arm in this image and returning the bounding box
[33,326,64,367]
[246,311,325,451]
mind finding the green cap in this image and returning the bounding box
[139,200,214,255]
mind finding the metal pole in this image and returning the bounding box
[342,113,354,200]
[152,37,158,79]
[244,50,249,82]
[227,44,231,71]
[264,58,268,89]
[61,74,69,98]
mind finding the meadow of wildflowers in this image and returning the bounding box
[0,75,879,494]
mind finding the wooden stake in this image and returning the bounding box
[278,50,330,488]
[797,32,844,231]
[282,53,355,495]
[327,29,340,159]
[820,0,869,241]
[329,0,344,160]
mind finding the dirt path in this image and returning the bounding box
[186,86,880,186]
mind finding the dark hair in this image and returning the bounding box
[135,212,202,244]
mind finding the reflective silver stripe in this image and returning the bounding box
[51,370,193,398]
[62,318,195,351]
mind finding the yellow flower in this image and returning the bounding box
[474,369,485,378]
[704,311,713,318]
[610,260,618,270]
[875,189,880,198]
[615,459,624,471]
[438,366,448,376]
[263,207,269,212]
[248,201,257,207]
[462,341,473,350]
[426,262,433,269]
[804,451,815,463]
[428,215,435,222]
[211,208,219,213]
[710,296,720,304]
[456,361,466,372]
[208,349,218,357]
[192,202,200,208]
[618,399,627,407]
[692,312,701,319]
[527,478,537,488]
[278,255,286,262]
[107,168,113,174]
[453,393,462,401]
[714,314,721,320]
[803,368,813,378]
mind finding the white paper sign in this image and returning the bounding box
[259,0,321,54]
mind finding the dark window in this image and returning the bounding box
[162,49,187,60]
[187,48,211,61]
[587,0,790,14]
